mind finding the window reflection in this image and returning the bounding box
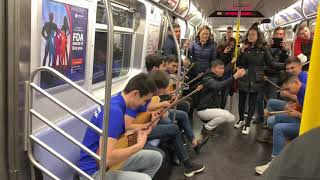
[92,32,132,84]
[96,5,133,28]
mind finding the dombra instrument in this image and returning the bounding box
[109,85,203,170]
[167,63,195,93]
[267,110,290,115]
[264,76,302,112]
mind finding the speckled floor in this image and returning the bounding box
[154,93,272,180]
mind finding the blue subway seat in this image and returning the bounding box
[33,105,98,180]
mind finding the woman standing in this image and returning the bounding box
[189,25,217,78]
[234,27,284,135]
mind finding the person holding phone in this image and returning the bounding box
[219,37,237,107]
[255,27,289,126]
[234,26,284,135]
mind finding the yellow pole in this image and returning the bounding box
[299,5,320,135]
[233,11,241,69]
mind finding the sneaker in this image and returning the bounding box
[242,126,250,135]
[255,162,271,175]
[234,120,245,128]
[184,163,205,177]
[193,136,209,155]
[201,125,215,136]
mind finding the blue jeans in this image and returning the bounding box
[267,114,300,129]
[267,99,287,112]
[168,109,195,142]
[256,77,280,123]
[272,122,300,156]
[148,123,189,162]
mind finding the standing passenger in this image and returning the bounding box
[162,23,181,57]
[234,27,284,135]
[255,27,289,124]
[188,25,217,79]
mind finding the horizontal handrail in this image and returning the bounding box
[27,66,106,180]
[30,135,94,180]
[29,66,104,106]
[30,109,100,161]
[27,148,60,180]
[30,82,102,135]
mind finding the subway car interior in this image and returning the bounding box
[1,0,320,179]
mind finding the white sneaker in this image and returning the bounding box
[234,120,245,128]
[242,126,250,135]
[255,162,271,175]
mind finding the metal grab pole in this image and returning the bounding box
[166,11,182,122]
[100,0,114,179]
[148,1,186,20]
[301,0,308,20]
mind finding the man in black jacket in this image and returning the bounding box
[256,27,289,125]
[197,60,246,136]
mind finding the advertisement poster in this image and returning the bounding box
[40,0,88,89]
[146,24,160,55]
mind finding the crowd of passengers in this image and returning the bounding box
[78,22,313,179]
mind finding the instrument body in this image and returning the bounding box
[109,85,203,170]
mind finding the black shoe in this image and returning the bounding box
[171,153,180,166]
[256,129,272,143]
[252,120,259,124]
[201,126,215,136]
[256,135,271,143]
[193,136,209,155]
[184,163,205,177]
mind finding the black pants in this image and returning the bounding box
[238,91,258,127]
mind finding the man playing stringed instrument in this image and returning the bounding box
[164,55,191,114]
[145,55,208,154]
[255,72,307,175]
[125,70,206,177]
[79,73,163,180]
[257,56,307,142]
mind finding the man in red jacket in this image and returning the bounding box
[293,24,313,70]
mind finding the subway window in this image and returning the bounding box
[92,31,132,84]
[96,3,134,28]
[93,3,134,85]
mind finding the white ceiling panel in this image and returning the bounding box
[195,0,299,29]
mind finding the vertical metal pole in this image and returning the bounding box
[100,0,114,179]
[166,11,181,122]
[301,0,308,20]
[24,81,29,151]
[27,82,36,180]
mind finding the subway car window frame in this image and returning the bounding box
[92,2,135,89]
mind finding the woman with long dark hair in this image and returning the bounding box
[234,27,284,135]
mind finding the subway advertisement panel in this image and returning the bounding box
[40,0,88,89]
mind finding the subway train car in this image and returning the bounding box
[1,0,320,179]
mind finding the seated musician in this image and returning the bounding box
[257,56,307,142]
[197,60,246,137]
[255,72,306,175]
[164,55,192,115]
[146,55,209,151]
[79,73,163,180]
[125,70,206,177]
[145,53,166,72]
